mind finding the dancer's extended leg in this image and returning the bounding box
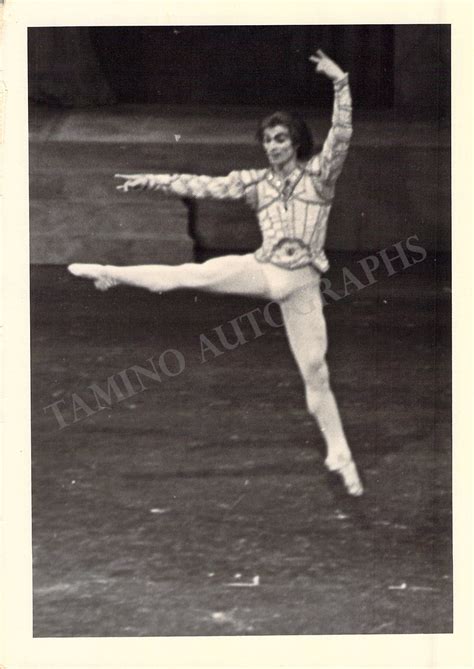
[68,254,272,299]
[280,278,363,496]
[69,256,362,494]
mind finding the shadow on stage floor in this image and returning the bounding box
[30,254,451,636]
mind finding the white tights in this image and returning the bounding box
[102,254,354,470]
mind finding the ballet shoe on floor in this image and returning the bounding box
[325,455,364,497]
[68,264,117,291]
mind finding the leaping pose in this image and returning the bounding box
[69,50,363,496]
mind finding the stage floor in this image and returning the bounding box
[31,255,451,636]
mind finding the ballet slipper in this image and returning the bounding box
[68,264,118,291]
[325,455,364,497]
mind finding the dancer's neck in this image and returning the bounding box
[272,157,299,180]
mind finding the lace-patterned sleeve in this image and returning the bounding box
[307,73,353,186]
[140,169,261,204]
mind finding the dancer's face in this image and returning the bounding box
[262,124,298,171]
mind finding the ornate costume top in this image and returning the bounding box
[140,74,352,273]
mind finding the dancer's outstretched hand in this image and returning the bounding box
[309,49,345,81]
[115,174,149,192]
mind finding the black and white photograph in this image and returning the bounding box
[2,2,472,665]
[26,22,453,638]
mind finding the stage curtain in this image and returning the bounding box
[28,28,116,107]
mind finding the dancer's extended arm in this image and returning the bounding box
[307,50,353,185]
[115,169,261,203]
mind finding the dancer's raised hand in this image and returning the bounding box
[309,49,345,81]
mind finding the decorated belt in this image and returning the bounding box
[267,237,313,267]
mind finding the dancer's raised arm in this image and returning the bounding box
[307,49,353,185]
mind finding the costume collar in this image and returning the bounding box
[266,164,303,187]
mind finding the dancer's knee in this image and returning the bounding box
[304,359,331,414]
[176,262,212,289]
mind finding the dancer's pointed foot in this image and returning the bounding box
[68,264,118,291]
[325,455,364,497]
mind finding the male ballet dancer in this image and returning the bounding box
[69,49,363,496]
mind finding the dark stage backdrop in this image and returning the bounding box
[28,25,449,115]
[88,25,393,108]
